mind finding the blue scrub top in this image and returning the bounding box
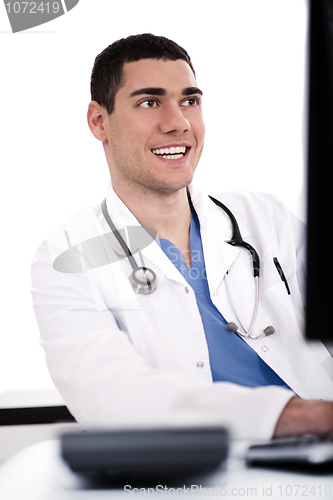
[159,204,290,389]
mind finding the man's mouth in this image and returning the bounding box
[151,146,187,160]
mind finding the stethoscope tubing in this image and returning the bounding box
[225,273,259,337]
[209,196,275,339]
[101,198,157,294]
[101,198,139,271]
[208,196,260,278]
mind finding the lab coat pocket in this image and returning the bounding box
[265,277,303,337]
[267,278,295,310]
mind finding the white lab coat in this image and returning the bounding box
[31,182,333,440]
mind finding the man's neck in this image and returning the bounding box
[112,182,193,268]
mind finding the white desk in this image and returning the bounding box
[0,436,332,500]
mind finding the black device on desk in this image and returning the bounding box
[60,427,229,481]
[246,433,333,470]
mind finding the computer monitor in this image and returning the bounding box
[305,0,333,347]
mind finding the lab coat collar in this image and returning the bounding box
[104,181,250,289]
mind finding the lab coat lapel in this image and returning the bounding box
[143,239,189,284]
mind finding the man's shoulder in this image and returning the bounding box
[61,203,102,230]
[38,202,103,257]
[211,191,290,221]
[209,190,306,257]
[213,190,285,208]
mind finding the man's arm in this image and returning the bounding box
[32,224,294,441]
[274,210,333,438]
[274,397,333,437]
[32,204,332,442]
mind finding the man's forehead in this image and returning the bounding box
[121,58,198,95]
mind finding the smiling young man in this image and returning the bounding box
[32,34,333,440]
[88,57,205,268]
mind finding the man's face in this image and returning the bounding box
[105,58,205,196]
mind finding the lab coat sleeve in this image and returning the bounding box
[31,230,294,441]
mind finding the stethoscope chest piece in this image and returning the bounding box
[129,267,157,295]
[101,198,157,295]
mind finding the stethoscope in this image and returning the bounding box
[101,198,157,295]
[207,196,275,340]
[101,196,276,340]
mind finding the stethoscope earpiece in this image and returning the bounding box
[226,322,238,333]
[227,322,275,339]
[263,326,275,337]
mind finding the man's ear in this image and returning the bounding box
[87,101,109,142]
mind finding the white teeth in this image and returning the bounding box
[152,146,186,156]
[162,154,183,159]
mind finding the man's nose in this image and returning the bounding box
[159,103,190,135]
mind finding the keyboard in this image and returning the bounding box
[246,432,333,469]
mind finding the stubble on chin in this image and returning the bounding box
[109,145,199,199]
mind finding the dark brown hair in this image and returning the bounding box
[90,34,195,114]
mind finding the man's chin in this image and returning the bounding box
[149,175,195,196]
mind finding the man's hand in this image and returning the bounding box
[274,397,333,437]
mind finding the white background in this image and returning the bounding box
[0,1,308,402]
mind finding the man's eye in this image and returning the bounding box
[182,98,200,107]
[139,100,157,108]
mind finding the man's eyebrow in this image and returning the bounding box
[129,87,166,98]
[182,87,203,96]
[129,86,203,98]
